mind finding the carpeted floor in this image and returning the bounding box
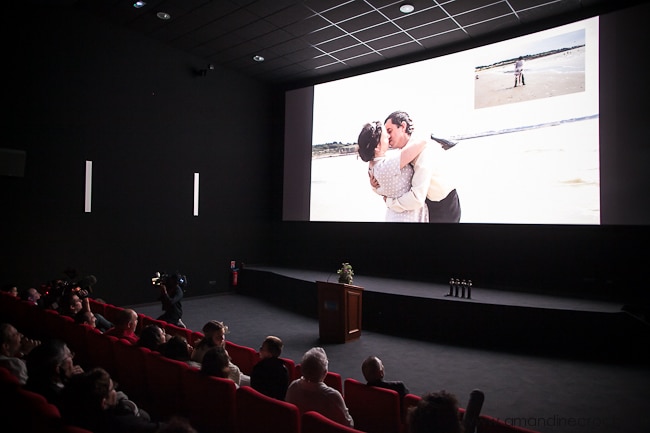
[128,290,650,433]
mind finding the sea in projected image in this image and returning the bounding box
[310,117,599,224]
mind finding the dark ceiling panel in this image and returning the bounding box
[463,14,521,38]
[367,32,415,51]
[441,0,507,17]
[265,4,313,27]
[66,0,630,85]
[316,35,361,54]
[304,25,348,46]
[396,8,449,30]
[319,1,375,24]
[337,10,387,33]
[354,22,403,41]
[452,2,516,27]
[417,28,469,50]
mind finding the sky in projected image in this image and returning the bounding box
[310,18,599,225]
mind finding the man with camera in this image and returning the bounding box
[154,273,186,328]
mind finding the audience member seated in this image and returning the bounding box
[407,390,462,433]
[105,309,140,344]
[159,335,201,369]
[21,287,42,306]
[0,322,40,384]
[25,338,84,407]
[199,346,232,380]
[285,347,354,428]
[250,335,289,400]
[137,324,167,352]
[1,284,19,298]
[190,320,227,363]
[61,367,161,433]
[361,355,410,399]
[190,320,249,385]
[60,291,113,331]
[75,310,98,329]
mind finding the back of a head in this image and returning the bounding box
[357,121,382,162]
[137,324,164,350]
[61,368,111,422]
[160,335,190,361]
[201,346,230,378]
[114,308,135,328]
[26,339,67,384]
[74,310,94,325]
[201,320,227,338]
[361,356,383,383]
[263,335,283,357]
[408,390,463,433]
[300,347,328,382]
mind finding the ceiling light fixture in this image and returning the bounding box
[253,55,265,62]
[133,1,146,8]
[156,11,171,20]
[399,3,415,13]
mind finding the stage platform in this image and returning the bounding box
[240,266,648,362]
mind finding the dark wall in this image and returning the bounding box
[3,3,649,309]
[2,6,274,305]
[267,3,650,306]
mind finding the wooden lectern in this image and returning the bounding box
[317,281,363,343]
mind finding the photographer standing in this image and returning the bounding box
[157,274,185,328]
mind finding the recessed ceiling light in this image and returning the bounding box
[133,1,146,8]
[253,55,265,62]
[399,3,415,13]
[156,11,171,20]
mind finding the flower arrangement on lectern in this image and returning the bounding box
[337,262,354,284]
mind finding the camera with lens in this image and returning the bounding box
[151,271,188,292]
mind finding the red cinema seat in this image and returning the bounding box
[14,388,64,432]
[101,303,124,325]
[301,411,364,433]
[143,351,191,421]
[236,385,300,433]
[61,321,93,368]
[138,315,168,334]
[182,367,237,433]
[164,322,193,343]
[112,339,150,405]
[281,357,298,381]
[225,340,259,375]
[84,331,119,373]
[403,393,422,423]
[87,298,106,318]
[343,378,402,433]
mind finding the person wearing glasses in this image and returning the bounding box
[25,339,83,407]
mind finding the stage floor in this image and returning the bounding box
[246,266,623,313]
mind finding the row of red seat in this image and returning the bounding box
[0,293,539,433]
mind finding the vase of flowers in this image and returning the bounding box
[337,262,354,285]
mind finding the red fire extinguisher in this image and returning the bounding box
[231,269,238,287]
[230,261,238,287]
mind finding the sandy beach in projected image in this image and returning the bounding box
[475,47,586,109]
[310,118,600,224]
